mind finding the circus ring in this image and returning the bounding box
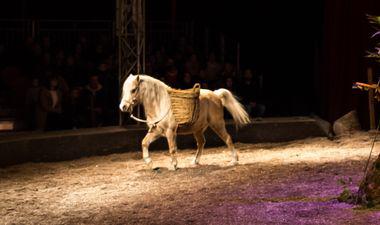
[1,117,380,224]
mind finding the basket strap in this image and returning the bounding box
[193,83,201,90]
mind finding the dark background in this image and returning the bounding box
[1,0,380,126]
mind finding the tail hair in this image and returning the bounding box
[214,88,251,128]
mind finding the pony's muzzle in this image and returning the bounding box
[119,102,130,112]
[120,98,137,113]
[120,103,134,114]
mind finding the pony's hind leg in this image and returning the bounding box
[192,130,206,165]
[166,128,178,171]
[141,131,160,169]
[210,122,238,165]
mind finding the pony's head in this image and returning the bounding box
[119,74,141,112]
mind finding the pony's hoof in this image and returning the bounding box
[168,164,178,171]
[189,163,200,168]
[144,157,153,169]
[191,159,200,166]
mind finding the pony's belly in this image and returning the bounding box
[176,126,195,135]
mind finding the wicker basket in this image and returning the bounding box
[168,83,201,126]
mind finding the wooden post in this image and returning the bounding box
[368,67,376,130]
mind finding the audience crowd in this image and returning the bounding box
[0,35,265,131]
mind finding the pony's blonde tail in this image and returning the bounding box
[214,88,251,127]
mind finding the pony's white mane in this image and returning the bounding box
[138,75,171,121]
[139,75,169,90]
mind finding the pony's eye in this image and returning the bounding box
[131,88,136,93]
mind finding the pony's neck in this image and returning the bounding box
[139,77,170,121]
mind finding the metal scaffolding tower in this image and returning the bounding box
[116,0,145,78]
[116,0,145,124]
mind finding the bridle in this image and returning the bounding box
[124,84,140,113]
[125,81,171,131]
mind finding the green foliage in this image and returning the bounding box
[337,178,347,185]
[337,177,356,204]
[367,15,380,63]
[368,15,380,27]
[338,188,355,203]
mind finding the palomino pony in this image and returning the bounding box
[119,74,250,170]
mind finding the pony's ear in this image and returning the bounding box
[136,75,140,84]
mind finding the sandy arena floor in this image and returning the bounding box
[1,132,380,225]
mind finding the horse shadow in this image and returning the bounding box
[137,163,240,179]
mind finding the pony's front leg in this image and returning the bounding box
[166,129,178,171]
[141,131,160,169]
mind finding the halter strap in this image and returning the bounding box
[130,105,171,130]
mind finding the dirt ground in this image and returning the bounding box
[1,132,380,225]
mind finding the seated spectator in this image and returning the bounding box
[165,58,175,68]
[223,77,237,93]
[164,66,179,88]
[205,53,222,79]
[180,72,195,89]
[204,52,222,89]
[145,60,153,75]
[66,87,85,129]
[150,47,168,75]
[45,70,70,99]
[96,62,110,87]
[25,77,42,130]
[82,74,106,127]
[96,61,118,125]
[54,49,66,71]
[198,69,209,89]
[177,36,187,54]
[184,53,201,77]
[36,76,63,131]
[239,69,266,118]
[222,62,236,79]
[41,36,51,54]
[63,55,83,87]
[173,51,185,73]
[41,52,53,72]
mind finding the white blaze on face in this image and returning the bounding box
[119,74,135,112]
